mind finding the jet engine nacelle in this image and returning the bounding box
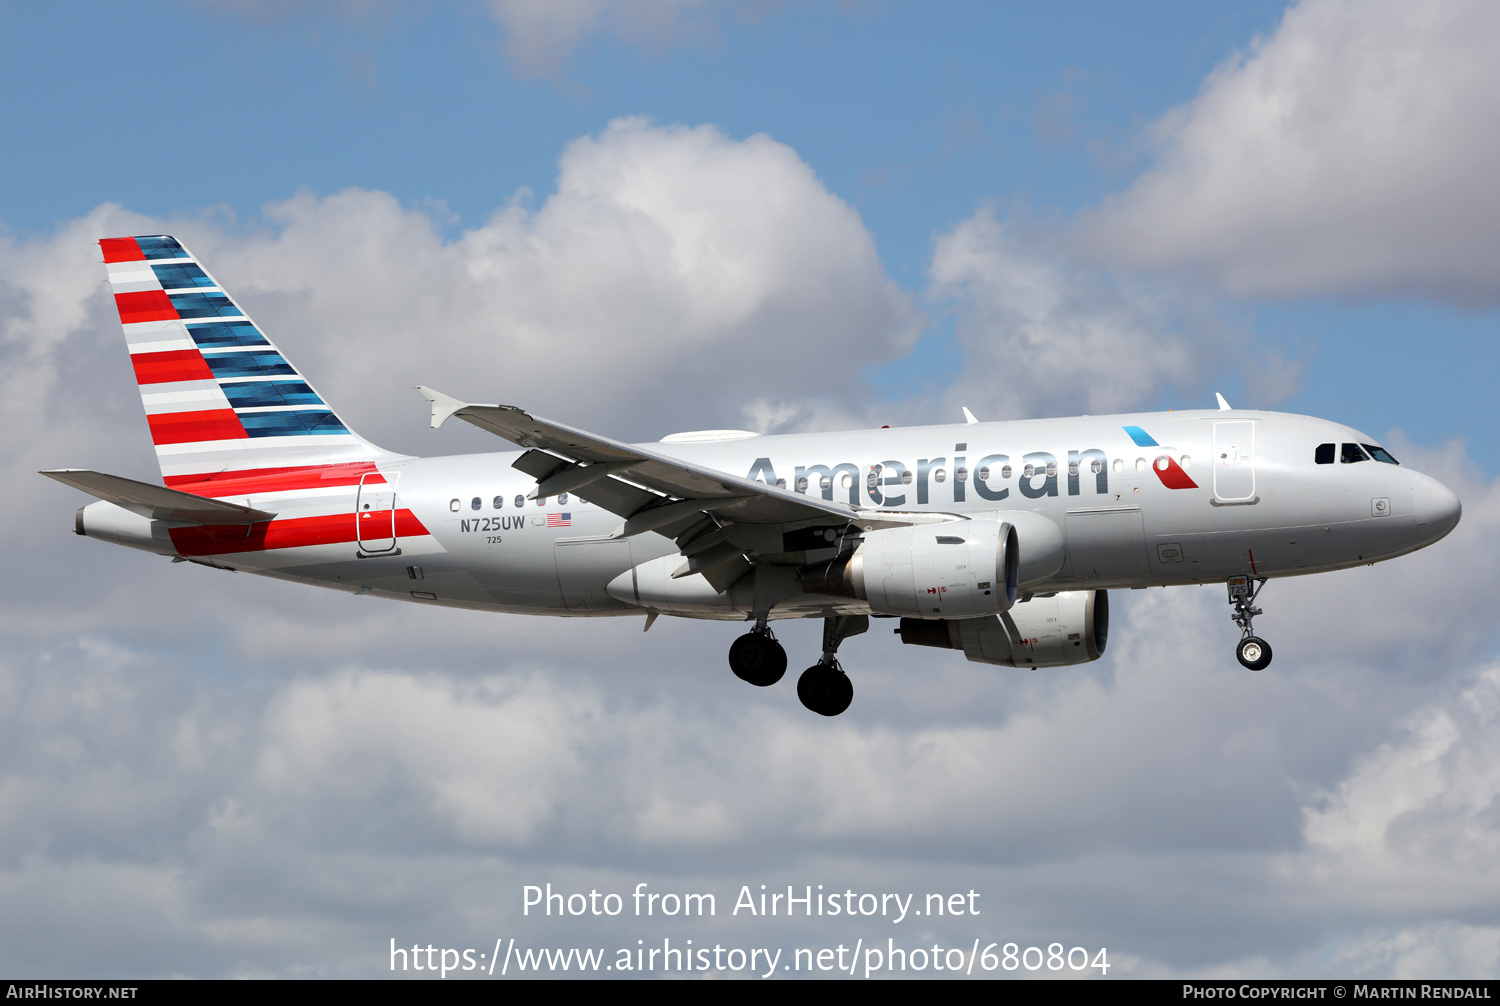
[982,509,1065,588]
[802,520,1019,619]
[895,589,1109,667]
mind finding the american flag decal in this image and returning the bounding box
[546,512,572,527]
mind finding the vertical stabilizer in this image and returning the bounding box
[101,235,399,492]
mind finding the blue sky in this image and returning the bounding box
[6,0,1500,980]
[16,0,1489,456]
[2,3,1285,240]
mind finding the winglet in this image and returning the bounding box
[417,386,491,429]
[962,406,979,425]
[1215,393,1232,411]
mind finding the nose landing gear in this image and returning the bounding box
[1228,576,1272,671]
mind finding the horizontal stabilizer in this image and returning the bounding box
[39,470,276,525]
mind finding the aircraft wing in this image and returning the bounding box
[39,470,277,525]
[418,387,950,590]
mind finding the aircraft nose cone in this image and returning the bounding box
[1413,475,1461,546]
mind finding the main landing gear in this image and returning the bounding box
[727,614,867,716]
[728,622,787,687]
[797,615,867,717]
[1228,576,1273,671]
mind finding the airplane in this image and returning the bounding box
[41,234,1463,716]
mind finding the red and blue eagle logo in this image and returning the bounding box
[1123,426,1199,490]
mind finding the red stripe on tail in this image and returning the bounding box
[115,290,177,324]
[130,349,215,385]
[146,409,247,446]
[100,237,145,263]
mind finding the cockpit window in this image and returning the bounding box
[1340,443,1370,464]
[1315,443,1335,465]
[1363,444,1400,465]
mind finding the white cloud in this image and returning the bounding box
[1075,0,1500,305]
[928,209,1233,420]
[1300,663,1500,907]
[4,118,916,475]
[200,117,917,449]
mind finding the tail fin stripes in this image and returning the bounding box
[102,235,396,492]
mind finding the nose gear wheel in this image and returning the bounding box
[1236,635,1272,671]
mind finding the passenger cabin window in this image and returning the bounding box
[470,497,482,510]
[558,493,569,504]
[492,496,503,510]
[514,495,525,508]
[449,499,460,512]
[1315,443,1335,464]
[1364,444,1400,465]
[1340,443,1370,464]
[536,496,547,506]
[820,475,832,492]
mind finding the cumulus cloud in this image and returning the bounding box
[927,209,1237,420]
[11,117,916,471]
[1074,0,1500,305]
[217,117,915,449]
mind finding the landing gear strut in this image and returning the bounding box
[797,615,867,716]
[728,620,787,687]
[1228,576,1272,671]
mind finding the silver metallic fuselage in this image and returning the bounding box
[77,409,1462,621]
